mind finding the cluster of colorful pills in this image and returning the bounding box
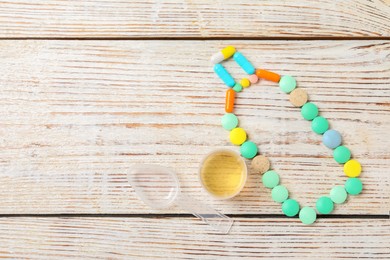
[212,46,363,225]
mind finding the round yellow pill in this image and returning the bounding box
[229,127,247,145]
[240,78,251,88]
[343,159,361,177]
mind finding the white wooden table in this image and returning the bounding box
[0,1,389,259]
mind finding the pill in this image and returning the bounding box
[282,199,300,217]
[299,207,317,225]
[225,89,235,113]
[262,170,280,188]
[233,52,255,74]
[279,75,297,93]
[343,159,361,177]
[330,186,348,204]
[233,83,243,92]
[214,64,235,87]
[221,113,238,131]
[323,129,342,149]
[248,74,259,84]
[311,116,329,134]
[251,155,270,174]
[345,178,363,195]
[240,78,251,88]
[289,88,308,107]
[316,196,334,214]
[240,141,258,159]
[210,46,236,64]
[271,185,289,203]
[301,102,319,120]
[255,69,281,83]
[333,146,351,164]
[229,127,247,145]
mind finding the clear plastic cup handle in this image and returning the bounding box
[176,193,233,234]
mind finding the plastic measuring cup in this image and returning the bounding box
[128,164,233,234]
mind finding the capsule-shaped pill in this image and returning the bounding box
[225,89,235,113]
[210,46,236,64]
[233,52,255,74]
[255,69,281,83]
[214,64,235,87]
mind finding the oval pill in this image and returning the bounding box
[262,170,280,188]
[345,178,363,195]
[229,127,247,145]
[251,155,270,174]
[299,207,317,225]
[333,146,351,164]
[330,186,348,204]
[233,52,255,74]
[233,83,243,92]
[248,74,259,84]
[301,102,318,120]
[316,196,334,214]
[255,69,281,83]
[279,75,297,93]
[311,116,329,134]
[214,64,235,87]
[289,88,308,107]
[240,141,258,159]
[271,185,289,203]
[221,113,238,131]
[240,78,251,88]
[282,199,300,217]
[210,46,236,64]
[225,89,235,113]
[343,159,361,177]
[323,129,342,149]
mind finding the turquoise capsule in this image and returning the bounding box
[214,64,235,87]
[233,52,255,75]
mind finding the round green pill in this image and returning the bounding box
[299,207,317,225]
[330,186,348,204]
[233,83,243,92]
[271,185,289,203]
[282,199,300,217]
[316,196,334,214]
[311,116,329,134]
[333,146,351,164]
[221,113,238,131]
[240,141,258,159]
[262,170,280,188]
[279,75,297,93]
[345,178,363,195]
[301,102,319,120]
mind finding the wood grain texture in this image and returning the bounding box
[0,217,388,259]
[0,40,388,215]
[0,0,389,38]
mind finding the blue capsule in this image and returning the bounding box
[233,52,255,75]
[214,64,235,87]
[323,129,342,149]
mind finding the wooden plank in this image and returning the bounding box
[0,40,389,214]
[0,0,389,38]
[0,217,388,259]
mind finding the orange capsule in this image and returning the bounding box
[255,69,281,83]
[225,89,235,113]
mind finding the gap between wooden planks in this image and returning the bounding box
[0,40,388,215]
[0,217,388,259]
[0,0,389,38]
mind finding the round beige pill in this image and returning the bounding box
[289,88,308,107]
[251,155,270,174]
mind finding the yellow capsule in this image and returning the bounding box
[221,46,236,59]
[229,127,247,145]
[211,46,236,64]
[344,159,361,177]
[240,78,251,88]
